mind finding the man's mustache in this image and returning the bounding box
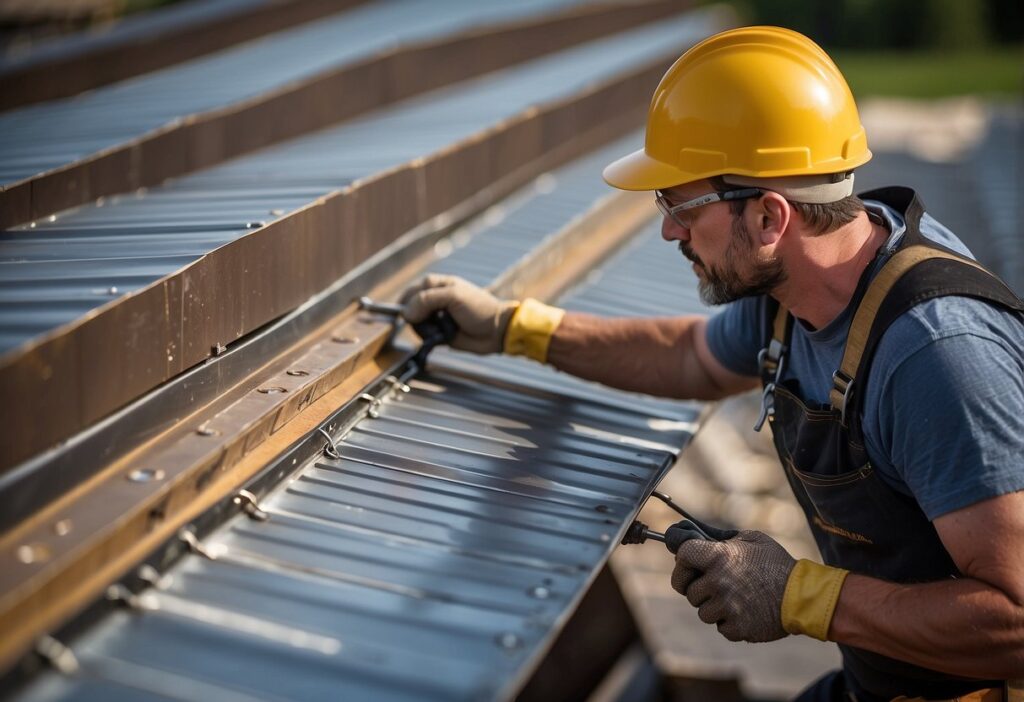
[679,242,704,268]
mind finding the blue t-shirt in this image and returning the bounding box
[706,201,1024,520]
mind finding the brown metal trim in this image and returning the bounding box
[0,336,406,675]
[0,0,688,229]
[0,0,371,111]
[0,47,665,474]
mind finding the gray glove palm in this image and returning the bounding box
[672,530,796,643]
[401,274,517,354]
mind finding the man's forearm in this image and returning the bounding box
[830,572,1024,678]
[545,312,731,400]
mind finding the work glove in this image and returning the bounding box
[401,274,566,362]
[671,529,796,643]
[401,274,518,354]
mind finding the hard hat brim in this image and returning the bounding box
[602,147,698,192]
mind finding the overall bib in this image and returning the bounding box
[756,188,1024,701]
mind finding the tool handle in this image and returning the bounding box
[411,309,458,346]
[664,515,738,554]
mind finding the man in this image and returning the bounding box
[401,26,1024,701]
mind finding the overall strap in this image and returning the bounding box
[829,245,1024,424]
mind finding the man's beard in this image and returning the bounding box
[680,216,786,305]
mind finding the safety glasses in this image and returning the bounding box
[655,188,762,228]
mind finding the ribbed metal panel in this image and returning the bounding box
[0,13,718,355]
[15,368,680,701]
[0,0,295,74]
[0,0,588,186]
[8,122,706,702]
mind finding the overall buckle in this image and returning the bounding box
[755,340,787,432]
[831,370,855,424]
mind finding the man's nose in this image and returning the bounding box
[661,215,689,243]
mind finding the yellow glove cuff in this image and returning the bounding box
[503,298,565,363]
[781,559,849,641]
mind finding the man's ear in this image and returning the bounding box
[753,191,790,246]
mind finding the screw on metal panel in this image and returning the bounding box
[106,286,119,295]
[286,369,310,377]
[212,342,227,356]
[385,376,410,393]
[245,221,266,229]
[595,504,610,513]
[106,583,143,609]
[257,386,287,394]
[53,519,72,537]
[16,543,51,564]
[35,636,79,675]
[269,209,285,216]
[599,534,611,542]
[127,468,165,483]
[233,490,269,522]
[359,393,380,418]
[196,425,219,437]
[528,586,550,600]
[178,529,217,560]
[331,335,358,344]
[318,427,340,460]
[495,633,522,650]
[137,564,168,588]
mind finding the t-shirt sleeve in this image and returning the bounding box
[872,331,1024,520]
[704,296,765,377]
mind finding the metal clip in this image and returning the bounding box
[178,529,217,560]
[233,490,269,521]
[106,583,143,609]
[35,636,79,675]
[385,375,411,394]
[359,392,381,418]
[831,370,855,425]
[753,382,776,432]
[318,427,341,459]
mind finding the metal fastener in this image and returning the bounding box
[16,543,51,565]
[178,529,217,560]
[35,636,79,675]
[359,393,381,418]
[318,427,341,460]
[233,490,270,522]
[127,468,165,483]
[496,632,522,650]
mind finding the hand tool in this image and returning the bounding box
[621,490,725,553]
[358,296,458,368]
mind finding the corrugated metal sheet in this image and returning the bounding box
[0,0,589,185]
[7,118,707,702]
[14,364,682,702]
[0,13,717,355]
[0,0,314,75]
[9,238,699,702]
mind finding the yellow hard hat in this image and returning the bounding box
[603,26,871,191]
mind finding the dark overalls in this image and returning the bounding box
[756,188,1024,701]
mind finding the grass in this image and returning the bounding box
[830,46,1023,99]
